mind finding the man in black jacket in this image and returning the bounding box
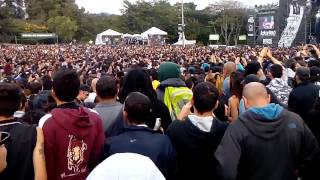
[104,92,176,180]
[215,82,320,180]
[288,67,320,120]
[167,82,228,180]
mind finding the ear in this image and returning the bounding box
[214,100,219,110]
[191,98,195,106]
[123,110,129,123]
[267,94,271,104]
[243,96,249,110]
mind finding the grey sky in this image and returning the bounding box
[76,0,279,15]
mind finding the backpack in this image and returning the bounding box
[164,87,193,120]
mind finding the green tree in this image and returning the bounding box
[47,16,78,41]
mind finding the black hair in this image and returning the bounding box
[41,75,53,90]
[270,64,283,78]
[185,78,194,89]
[53,69,80,102]
[124,92,151,124]
[244,61,261,77]
[119,68,156,104]
[308,60,320,68]
[148,68,158,81]
[230,72,244,99]
[27,82,42,94]
[0,83,21,117]
[193,82,219,114]
[96,76,118,99]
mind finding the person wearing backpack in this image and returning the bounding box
[157,62,193,120]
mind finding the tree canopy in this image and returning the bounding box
[0,0,249,45]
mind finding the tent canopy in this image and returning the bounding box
[142,27,168,36]
[99,29,122,36]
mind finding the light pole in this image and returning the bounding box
[181,0,185,48]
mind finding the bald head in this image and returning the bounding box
[223,62,236,77]
[243,82,270,108]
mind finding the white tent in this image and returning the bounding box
[95,29,122,45]
[141,27,168,36]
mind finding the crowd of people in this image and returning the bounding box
[0,43,320,180]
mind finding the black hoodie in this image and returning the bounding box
[215,109,320,180]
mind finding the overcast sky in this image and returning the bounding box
[76,0,279,15]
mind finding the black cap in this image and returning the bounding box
[242,74,260,85]
[296,67,310,81]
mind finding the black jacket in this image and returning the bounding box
[166,117,228,180]
[215,109,320,180]
[104,126,176,180]
[106,99,171,137]
[288,82,320,120]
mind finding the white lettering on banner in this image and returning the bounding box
[260,30,276,37]
[263,39,273,45]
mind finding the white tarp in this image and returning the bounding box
[95,29,122,45]
[141,27,168,36]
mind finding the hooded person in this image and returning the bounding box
[215,82,320,180]
[156,62,193,120]
[42,69,105,180]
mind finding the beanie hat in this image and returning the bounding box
[158,62,181,82]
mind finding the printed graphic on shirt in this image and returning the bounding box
[61,135,88,179]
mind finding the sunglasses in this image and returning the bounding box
[0,132,11,146]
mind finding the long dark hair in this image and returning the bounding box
[119,68,156,104]
[230,72,244,99]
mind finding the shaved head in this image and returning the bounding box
[243,82,270,109]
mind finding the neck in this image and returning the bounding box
[194,110,214,118]
[56,100,70,106]
[249,101,269,109]
[98,97,117,104]
[0,116,13,121]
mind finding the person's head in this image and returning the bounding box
[0,83,21,118]
[244,61,262,78]
[230,72,244,98]
[310,66,320,84]
[41,75,53,91]
[242,74,260,85]
[192,82,219,115]
[223,62,236,77]
[123,92,152,125]
[27,82,42,94]
[243,82,270,109]
[158,62,181,82]
[148,68,158,81]
[119,68,156,103]
[205,72,223,95]
[52,69,80,103]
[96,76,118,101]
[269,64,283,79]
[77,84,90,101]
[295,67,310,84]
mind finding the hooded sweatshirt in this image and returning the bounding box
[43,102,105,180]
[215,104,320,180]
[267,78,292,105]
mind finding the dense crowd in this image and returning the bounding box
[0,43,320,180]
